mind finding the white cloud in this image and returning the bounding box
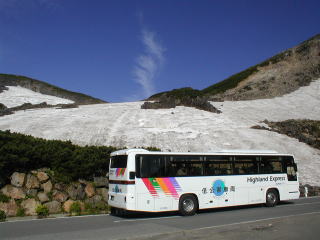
[133,29,165,99]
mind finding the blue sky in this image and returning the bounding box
[0,0,319,102]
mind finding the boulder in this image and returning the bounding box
[0,199,18,217]
[54,183,67,192]
[37,172,49,183]
[21,199,40,216]
[41,181,52,193]
[10,172,26,187]
[93,177,108,187]
[67,183,85,200]
[96,188,108,202]
[37,192,49,203]
[44,201,61,214]
[85,183,95,198]
[53,191,68,203]
[26,189,38,198]
[25,174,40,189]
[1,185,26,199]
[63,199,75,213]
[85,195,103,208]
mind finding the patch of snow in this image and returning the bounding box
[0,86,74,108]
[0,80,319,185]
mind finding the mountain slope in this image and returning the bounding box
[0,74,106,105]
[0,79,319,185]
[149,34,320,101]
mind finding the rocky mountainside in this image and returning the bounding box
[0,74,106,105]
[149,34,320,101]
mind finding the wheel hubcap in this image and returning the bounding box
[267,192,276,204]
[183,199,194,212]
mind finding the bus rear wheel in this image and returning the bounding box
[265,189,279,207]
[179,194,198,216]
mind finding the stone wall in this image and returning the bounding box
[0,170,109,217]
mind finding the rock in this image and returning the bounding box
[37,172,49,183]
[25,174,40,189]
[0,200,18,217]
[44,201,61,214]
[93,177,108,187]
[78,179,87,185]
[67,183,85,200]
[63,199,75,213]
[96,188,108,202]
[1,185,26,199]
[10,172,26,187]
[41,181,52,193]
[37,192,49,203]
[85,183,95,198]
[53,191,68,203]
[26,189,38,198]
[85,195,103,208]
[54,183,67,192]
[21,199,40,216]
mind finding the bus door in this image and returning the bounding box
[283,156,299,195]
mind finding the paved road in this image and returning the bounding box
[1,197,319,240]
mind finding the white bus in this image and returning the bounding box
[108,149,299,216]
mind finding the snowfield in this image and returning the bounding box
[0,86,74,107]
[0,80,319,185]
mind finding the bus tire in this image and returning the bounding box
[110,207,116,215]
[265,189,279,207]
[179,194,198,216]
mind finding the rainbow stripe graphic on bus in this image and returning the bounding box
[142,177,182,199]
[116,168,126,177]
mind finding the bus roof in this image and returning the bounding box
[110,149,293,156]
[110,149,149,156]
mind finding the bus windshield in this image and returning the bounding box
[110,155,127,168]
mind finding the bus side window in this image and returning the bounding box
[234,156,258,175]
[260,156,282,174]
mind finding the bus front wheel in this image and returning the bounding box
[265,189,279,207]
[179,194,198,216]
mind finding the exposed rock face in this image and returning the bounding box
[85,183,95,198]
[44,201,61,214]
[10,172,25,187]
[0,200,18,217]
[37,172,49,183]
[67,183,85,200]
[25,174,40,189]
[63,199,75,213]
[206,35,320,101]
[252,119,320,150]
[53,191,68,203]
[37,192,49,203]
[142,96,221,113]
[0,85,8,93]
[21,199,40,216]
[1,185,26,199]
[41,181,53,193]
[93,177,108,187]
[96,188,108,202]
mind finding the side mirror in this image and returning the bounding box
[129,172,136,180]
[294,163,297,172]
